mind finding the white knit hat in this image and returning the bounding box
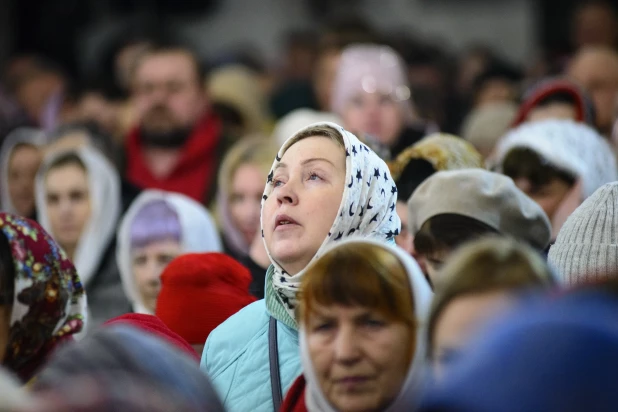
[493,119,617,198]
[548,182,618,285]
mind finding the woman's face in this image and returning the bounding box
[307,304,413,412]
[131,239,182,313]
[262,136,345,275]
[342,93,405,148]
[432,290,515,379]
[8,145,42,217]
[230,163,266,245]
[45,164,92,255]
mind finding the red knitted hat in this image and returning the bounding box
[155,253,257,345]
[104,313,199,361]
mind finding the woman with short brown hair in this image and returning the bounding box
[282,238,432,411]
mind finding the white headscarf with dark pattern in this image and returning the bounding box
[261,122,401,322]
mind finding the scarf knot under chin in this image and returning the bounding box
[262,122,401,328]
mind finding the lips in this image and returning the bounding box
[335,376,372,387]
[274,214,300,230]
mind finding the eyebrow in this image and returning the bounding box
[274,157,336,171]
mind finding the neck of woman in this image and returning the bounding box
[62,244,77,262]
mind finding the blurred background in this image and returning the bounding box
[3,0,616,137]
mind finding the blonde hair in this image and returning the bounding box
[286,124,345,151]
[427,237,554,358]
[299,242,415,328]
[217,135,279,191]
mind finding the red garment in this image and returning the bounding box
[104,313,199,361]
[281,375,308,412]
[125,112,222,203]
[155,253,256,345]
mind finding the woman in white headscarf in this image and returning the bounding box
[35,146,127,326]
[201,122,401,412]
[0,127,46,219]
[281,238,431,412]
[116,190,222,314]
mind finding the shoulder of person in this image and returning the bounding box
[202,299,302,412]
[202,300,270,373]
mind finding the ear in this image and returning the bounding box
[551,179,583,240]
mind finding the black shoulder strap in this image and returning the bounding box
[269,316,283,411]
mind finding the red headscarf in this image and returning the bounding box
[0,213,86,382]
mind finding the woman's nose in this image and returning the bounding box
[146,265,163,285]
[333,327,361,364]
[276,181,299,205]
[58,199,73,215]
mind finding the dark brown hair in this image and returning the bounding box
[413,214,499,257]
[45,152,87,175]
[299,242,415,328]
[502,147,577,193]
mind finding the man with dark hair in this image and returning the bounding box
[125,46,224,204]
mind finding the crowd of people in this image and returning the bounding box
[0,2,618,411]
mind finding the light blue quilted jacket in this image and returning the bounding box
[201,267,302,412]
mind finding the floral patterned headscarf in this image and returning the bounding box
[0,213,86,381]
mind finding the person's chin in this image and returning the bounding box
[331,393,380,412]
[270,241,304,267]
[58,231,79,244]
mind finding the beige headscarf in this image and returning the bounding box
[389,133,484,182]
